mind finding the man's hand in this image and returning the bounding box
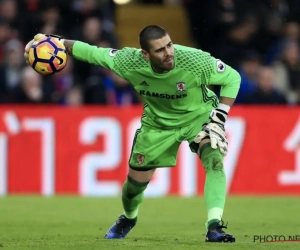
[24,33,46,64]
[194,104,230,156]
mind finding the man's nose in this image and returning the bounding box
[165,48,172,56]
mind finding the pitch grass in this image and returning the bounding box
[0,196,299,250]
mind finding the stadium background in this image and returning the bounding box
[0,0,300,196]
[1,1,300,249]
[0,0,299,197]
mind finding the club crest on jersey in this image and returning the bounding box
[176,82,186,92]
[136,154,145,165]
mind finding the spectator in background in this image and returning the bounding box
[52,57,75,104]
[272,40,300,104]
[64,85,83,106]
[83,75,109,105]
[0,0,299,106]
[283,21,300,45]
[98,0,117,35]
[82,16,117,49]
[16,0,41,42]
[11,66,45,104]
[108,73,140,106]
[181,0,258,52]
[71,16,113,104]
[181,0,300,105]
[11,66,55,104]
[70,13,138,106]
[0,39,25,102]
[235,50,262,104]
[72,16,116,83]
[0,0,19,38]
[265,21,300,65]
[251,0,292,57]
[68,0,116,42]
[0,19,12,64]
[38,4,65,36]
[212,18,259,69]
[208,0,255,53]
[242,66,287,104]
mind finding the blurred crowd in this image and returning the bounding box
[0,0,300,106]
[0,0,139,106]
[183,0,300,105]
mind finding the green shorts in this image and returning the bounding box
[129,112,211,169]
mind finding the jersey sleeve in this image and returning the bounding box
[207,57,241,98]
[72,41,140,79]
[176,45,241,98]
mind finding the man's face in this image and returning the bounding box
[142,35,175,72]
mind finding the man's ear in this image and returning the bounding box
[141,50,149,60]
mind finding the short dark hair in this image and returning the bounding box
[139,25,168,51]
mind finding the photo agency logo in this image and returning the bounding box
[253,235,300,243]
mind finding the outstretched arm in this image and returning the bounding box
[24,34,122,77]
[47,34,76,56]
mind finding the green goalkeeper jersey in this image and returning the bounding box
[73,42,241,128]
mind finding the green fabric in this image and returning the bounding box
[128,112,211,169]
[201,146,226,211]
[128,125,181,168]
[122,178,148,219]
[199,142,212,159]
[73,42,241,129]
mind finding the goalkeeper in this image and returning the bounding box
[24,25,241,243]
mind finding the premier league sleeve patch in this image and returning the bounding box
[109,49,118,57]
[216,60,226,73]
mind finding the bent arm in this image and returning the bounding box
[206,58,241,109]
